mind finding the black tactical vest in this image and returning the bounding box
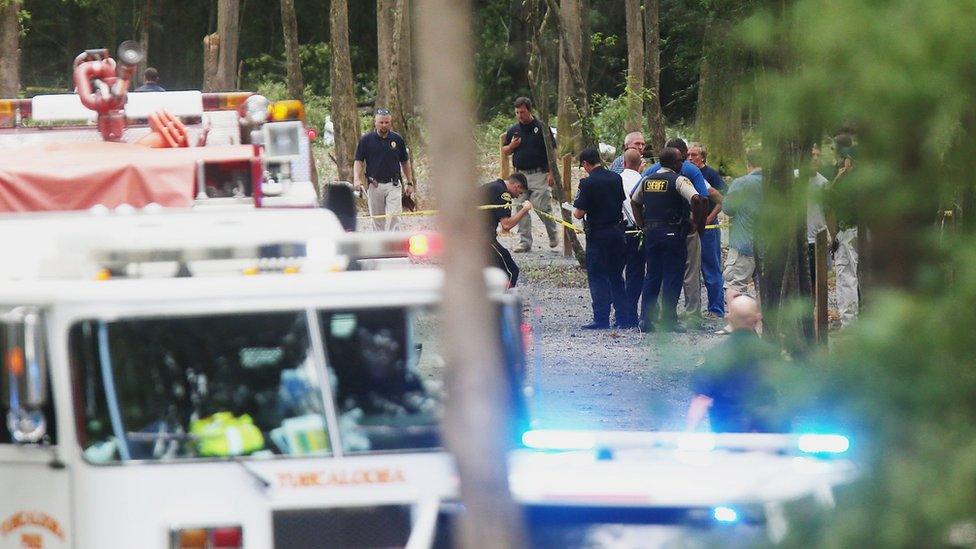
[640,169,689,225]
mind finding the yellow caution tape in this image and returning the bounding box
[357,203,512,220]
[532,208,583,233]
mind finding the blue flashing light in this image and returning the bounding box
[797,434,850,454]
[713,506,738,523]
[521,429,596,451]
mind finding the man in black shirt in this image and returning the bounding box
[573,148,629,329]
[502,97,559,252]
[482,173,533,287]
[353,109,415,231]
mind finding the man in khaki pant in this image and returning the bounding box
[501,97,559,252]
[353,109,415,231]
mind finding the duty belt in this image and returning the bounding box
[643,220,683,229]
[368,177,400,186]
[520,167,548,174]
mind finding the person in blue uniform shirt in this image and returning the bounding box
[481,173,533,287]
[631,147,707,332]
[573,148,630,329]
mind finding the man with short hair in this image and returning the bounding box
[826,134,858,326]
[482,173,534,287]
[686,295,780,433]
[687,142,726,319]
[610,131,646,174]
[502,97,560,252]
[574,148,629,329]
[134,67,165,92]
[631,147,703,332]
[723,148,763,296]
[618,148,645,326]
[353,109,415,231]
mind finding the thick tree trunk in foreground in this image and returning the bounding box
[330,0,360,183]
[556,0,583,154]
[624,0,645,133]
[0,0,20,98]
[212,0,240,91]
[643,0,665,151]
[697,17,744,172]
[415,0,527,547]
[280,0,304,100]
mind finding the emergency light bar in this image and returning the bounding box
[521,430,850,455]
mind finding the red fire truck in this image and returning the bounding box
[0,41,320,213]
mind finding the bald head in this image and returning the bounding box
[623,148,642,170]
[728,295,762,331]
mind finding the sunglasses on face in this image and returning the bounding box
[376,108,391,115]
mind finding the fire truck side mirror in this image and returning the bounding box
[1,307,49,443]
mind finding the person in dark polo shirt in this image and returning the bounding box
[573,148,629,329]
[688,142,726,320]
[502,97,560,252]
[481,173,533,287]
[353,109,415,231]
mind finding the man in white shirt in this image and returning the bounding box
[618,148,644,327]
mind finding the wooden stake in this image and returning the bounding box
[815,228,829,344]
[562,153,573,257]
[499,132,511,179]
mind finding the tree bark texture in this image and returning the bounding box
[0,0,20,98]
[330,0,360,183]
[138,0,152,85]
[387,0,415,143]
[624,0,644,133]
[280,0,304,100]
[202,33,219,91]
[212,0,240,91]
[642,0,665,151]
[696,17,744,173]
[556,0,583,154]
[545,0,596,150]
[376,0,395,109]
[415,0,527,546]
[527,4,586,267]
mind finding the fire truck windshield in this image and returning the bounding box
[70,306,451,463]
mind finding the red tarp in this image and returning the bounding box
[0,141,254,212]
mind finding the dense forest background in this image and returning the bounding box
[14,0,706,122]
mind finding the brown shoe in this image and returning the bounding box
[513,243,531,253]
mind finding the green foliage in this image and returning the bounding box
[738,0,976,544]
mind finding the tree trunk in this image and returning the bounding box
[545,0,596,150]
[330,0,360,183]
[387,0,415,143]
[556,0,583,155]
[0,0,20,98]
[696,17,744,173]
[528,0,586,267]
[376,0,396,109]
[202,33,219,91]
[280,0,304,100]
[643,0,665,151]
[396,0,414,119]
[624,0,644,133]
[212,0,240,91]
[138,0,152,85]
[415,0,527,547]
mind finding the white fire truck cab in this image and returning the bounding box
[0,207,524,549]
